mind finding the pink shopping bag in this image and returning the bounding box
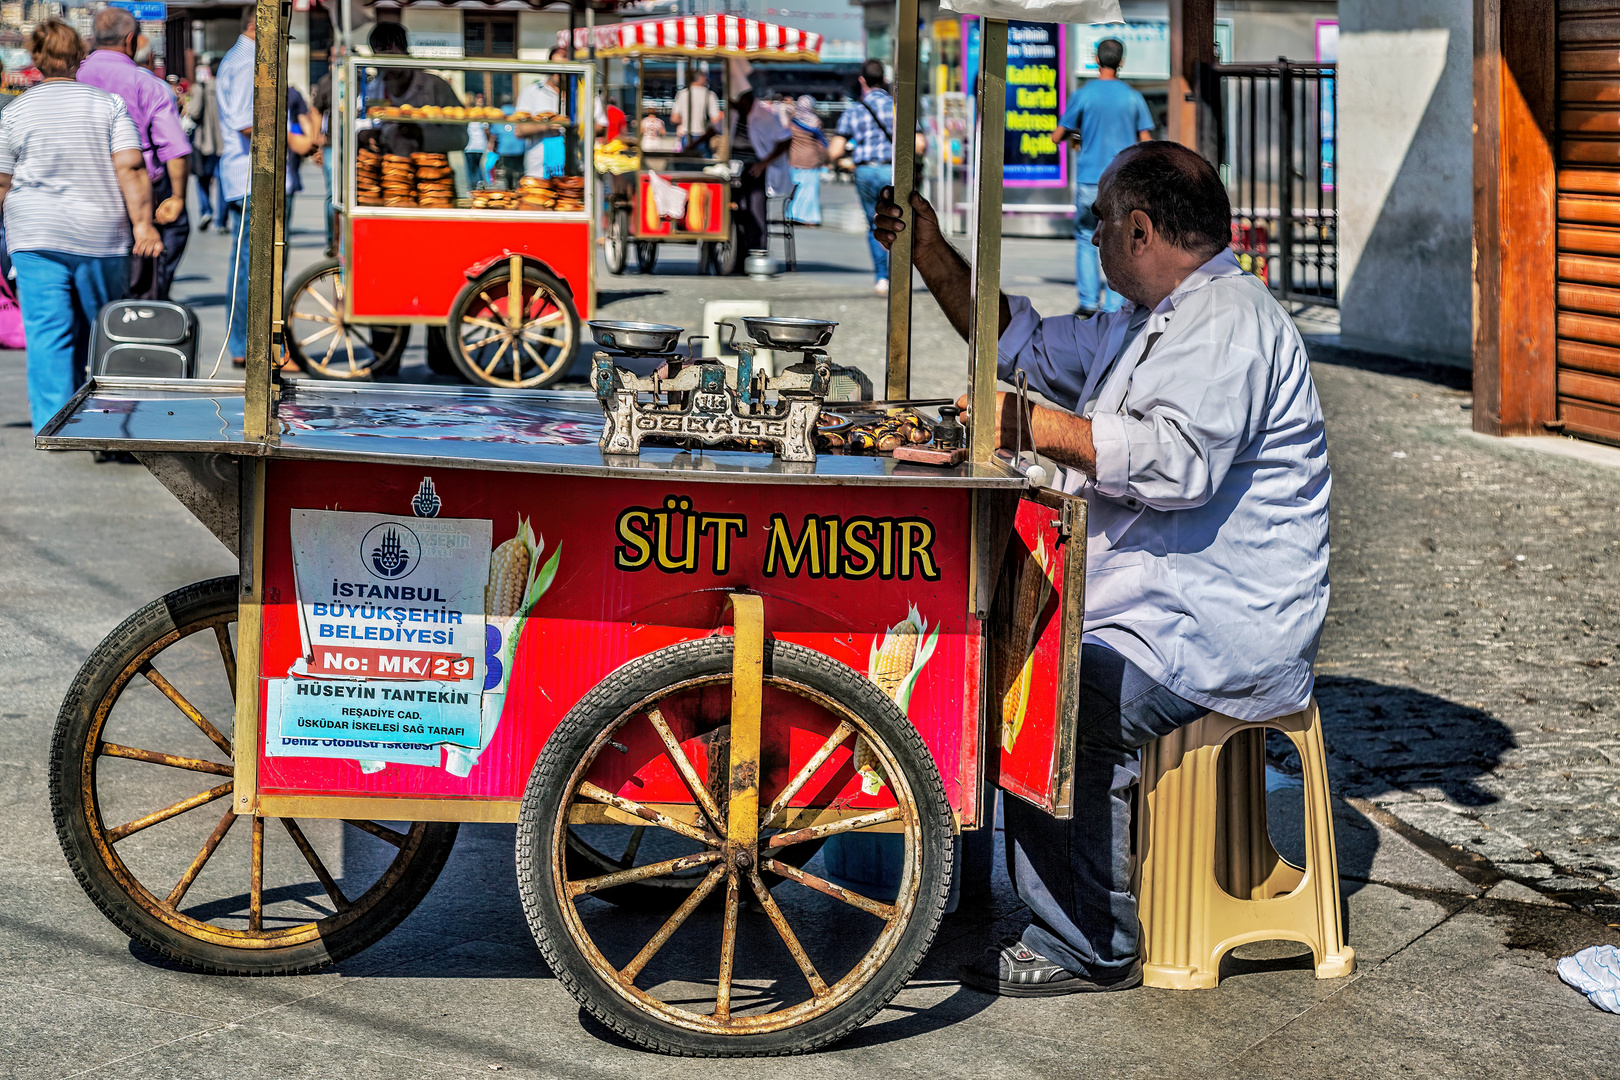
[0,275,24,350]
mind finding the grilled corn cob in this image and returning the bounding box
[1000,536,1054,752]
[487,517,537,618]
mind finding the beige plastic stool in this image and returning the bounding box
[1134,700,1356,989]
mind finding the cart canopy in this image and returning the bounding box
[564,15,822,62]
[937,0,1120,21]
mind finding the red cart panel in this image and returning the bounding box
[254,460,984,822]
[346,217,594,322]
[635,175,728,239]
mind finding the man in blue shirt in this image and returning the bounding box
[829,60,903,296]
[1054,38,1154,315]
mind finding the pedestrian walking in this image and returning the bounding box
[215,9,255,367]
[1053,37,1154,316]
[78,4,191,301]
[0,19,162,431]
[465,92,491,189]
[726,84,791,269]
[285,83,313,228]
[309,67,333,252]
[185,59,225,232]
[786,95,826,226]
[827,60,924,296]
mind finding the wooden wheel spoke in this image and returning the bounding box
[748,870,828,997]
[763,720,855,826]
[249,816,264,932]
[308,286,340,317]
[765,806,903,849]
[214,623,237,703]
[575,781,720,847]
[461,331,505,351]
[319,323,344,365]
[715,871,740,1021]
[106,781,233,843]
[517,336,548,369]
[480,336,513,376]
[762,857,896,920]
[164,807,237,909]
[343,329,358,373]
[99,742,232,776]
[619,864,725,982]
[566,849,723,898]
[282,819,351,913]
[343,819,409,847]
[140,664,233,758]
[296,323,340,348]
[295,312,340,325]
[462,316,508,333]
[643,706,726,832]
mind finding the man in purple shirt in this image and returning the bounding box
[78,5,191,300]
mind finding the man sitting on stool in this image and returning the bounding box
[872,141,1332,995]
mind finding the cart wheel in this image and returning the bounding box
[699,229,738,277]
[283,257,409,380]
[447,260,580,389]
[49,577,459,975]
[634,241,659,275]
[517,637,952,1056]
[605,207,631,275]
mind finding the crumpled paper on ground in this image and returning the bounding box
[1558,944,1620,1014]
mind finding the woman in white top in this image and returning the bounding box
[0,19,162,432]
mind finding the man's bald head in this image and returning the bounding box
[1096,142,1231,260]
[92,5,137,50]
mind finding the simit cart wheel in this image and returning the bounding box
[634,240,659,275]
[283,258,408,380]
[49,576,459,975]
[605,207,631,275]
[699,224,738,277]
[447,260,580,390]
[517,637,953,1056]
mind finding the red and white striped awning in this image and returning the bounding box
[563,16,823,62]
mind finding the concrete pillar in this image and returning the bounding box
[1337,0,1473,365]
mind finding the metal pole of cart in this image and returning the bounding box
[968,20,1007,465]
[242,0,288,444]
[883,0,920,400]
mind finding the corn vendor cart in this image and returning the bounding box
[286,51,596,388]
[582,15,822,278]
[36,0,1111,1056]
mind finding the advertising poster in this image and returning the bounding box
[1004,21,1066,187]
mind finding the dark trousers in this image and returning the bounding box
[128,172,190,301]
[733,167,767,270]
[1003,644,1207,979]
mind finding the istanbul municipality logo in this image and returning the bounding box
[361,522,421,580]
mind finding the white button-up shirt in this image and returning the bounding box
[215,34,255,203]
[997,249,1331,722]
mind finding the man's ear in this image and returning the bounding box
[1129,208,1153,252]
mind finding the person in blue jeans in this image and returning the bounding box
[1054,38,1154,316]
[829,59,924,296]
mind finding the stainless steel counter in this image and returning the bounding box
[37,377,1026,489]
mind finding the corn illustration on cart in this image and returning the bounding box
[37,0,1103,1056]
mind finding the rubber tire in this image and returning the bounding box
[699,227,738,277]
[283,257,408,380]
[634,241,659,275]
[605,207,630,275]
[446,262,580,390]
[49,576,460,975]
[516,637,954,1056]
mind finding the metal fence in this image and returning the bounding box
[1213,62,1337,306]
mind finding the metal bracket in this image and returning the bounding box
[725,593,764,863]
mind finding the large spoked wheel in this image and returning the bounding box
[49,577,459,975]
[283,258,409,380]
[447,260,580,390]
[605,206,631,275]
[518,637,953,1056]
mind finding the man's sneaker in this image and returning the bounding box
[198,215,213,231]
[874,278,890,296]
[959,937,1142,998]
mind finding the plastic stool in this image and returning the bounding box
[1134,699,1356,989]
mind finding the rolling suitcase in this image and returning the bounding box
[91,299,199,379]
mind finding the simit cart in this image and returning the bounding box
[284,54,595,389]
[38,0,1093,1056]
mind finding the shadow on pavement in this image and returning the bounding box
[1306,340,1472,391]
